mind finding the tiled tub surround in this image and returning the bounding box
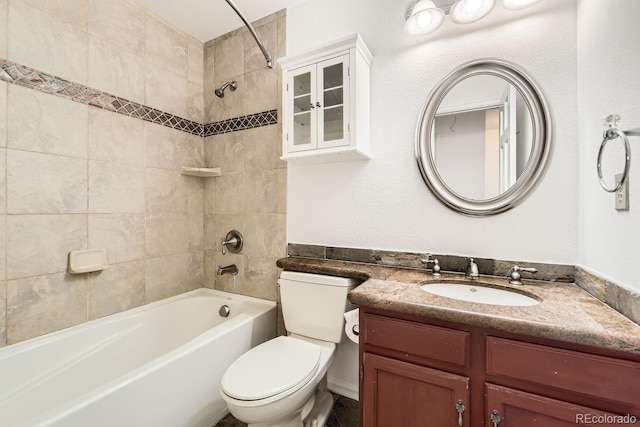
[286,244,640,326]
[276,257,640,355]
[0,0,286,349]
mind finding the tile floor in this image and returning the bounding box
[214,394,358,427]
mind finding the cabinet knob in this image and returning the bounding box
[309,103,315,109]
[316,101,322,108]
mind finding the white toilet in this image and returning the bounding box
[220,271,360,427]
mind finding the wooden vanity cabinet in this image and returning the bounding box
[359,307,640,427]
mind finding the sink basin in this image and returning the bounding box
[420,282,539,306]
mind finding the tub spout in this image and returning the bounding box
[217,264,238,276]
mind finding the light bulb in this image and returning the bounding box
[405,0,445,35]
[416,11,433,29]
[450,0,496,24]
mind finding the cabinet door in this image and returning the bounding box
[286,64,317,153]
[363,352,470,427]
[317,54,350,149]
[486,383,633,427]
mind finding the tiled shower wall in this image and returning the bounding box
[203,11,287,303]
[0,0,207,347]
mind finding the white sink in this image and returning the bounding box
[420,282,539,306]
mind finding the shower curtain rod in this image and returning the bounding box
[224,0,274,68]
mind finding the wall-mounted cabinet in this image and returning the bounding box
[279,34,372,163]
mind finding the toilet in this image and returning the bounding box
[220,271,360,427]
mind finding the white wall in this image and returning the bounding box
[285,0,578,263]
[577,0,640,291]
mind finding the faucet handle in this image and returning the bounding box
[421,255,441,277]
[465,258,479,279]
[507,265,537,285]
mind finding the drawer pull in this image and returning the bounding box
[490,410,502,426]
[455,399,466,427]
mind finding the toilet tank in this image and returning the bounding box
[278,271,360,343]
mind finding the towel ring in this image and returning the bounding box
[597,127,631,193]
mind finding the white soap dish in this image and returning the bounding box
[68,249,109,274]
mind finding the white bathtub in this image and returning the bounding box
[0,288,276,427]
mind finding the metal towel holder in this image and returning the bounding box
[598,114,640,192]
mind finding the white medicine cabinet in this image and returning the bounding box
[279,34,372,163]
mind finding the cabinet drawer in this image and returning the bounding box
[363,313,469,367]
[486,337,640,407]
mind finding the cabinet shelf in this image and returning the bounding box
[180,167,221,177]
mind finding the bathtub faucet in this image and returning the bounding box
[217,264,238,276]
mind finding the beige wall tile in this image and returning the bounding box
[244,256,278,301]
[7,85,88,158]
[9,0,88,84]
[145,254,188,302]
[215,171,244,214]
[0,149,5,214]
[87,260,145,320]
[0,81,5,148]
[203,43,216,123]
[144,122,186,171]
[88,108,145,165]
[244,169,278,213]
[145,213,188,257]
[0,0,6,62]
[276,213,287,259]
[188,251,204,289]
[88,161,145,213]
[188,212,204,251]
[244,125,279,171]
[88,214,145,264]
[0,216,5,281]
[145,168,187,213]
[211,214,243,252]
[187,81,204,123]
[277,168,287,214]
[145,67,189,119]
[6,273,87,344]
[214,31,244,86]
[88,0,145,56]
[212,132,244,173]
[17,0,89,29]
[188,37,204,85]
[7,150,87,214]
[88,36,145,104]
[243,213,279,257]
[244,67,278,115]
[146,15,188,78]
[203,250,216,289]
[204,179,216,215]
[7,214,87,279]
[244,19,278,74]
[182,133,204,168]
[188,176,204,214]
[0,281,5,348]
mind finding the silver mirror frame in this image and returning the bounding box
[415,59,553,216]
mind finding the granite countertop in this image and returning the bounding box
[277,257,640,356]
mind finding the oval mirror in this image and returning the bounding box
[415,59,552,216]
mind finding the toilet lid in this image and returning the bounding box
[221,336,321,401]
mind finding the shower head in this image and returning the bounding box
[215,81,237,98]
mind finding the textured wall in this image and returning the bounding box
[577,0,640,292]
[203,11,287,302]
[285,0,579,264]
[0,0,205,346]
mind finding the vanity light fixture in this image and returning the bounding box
[405,0,542,35]
[405,0,446,35]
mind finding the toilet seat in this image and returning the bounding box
[221,336,321,401]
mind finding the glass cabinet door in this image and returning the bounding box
[317,54,350,148]
[287,64,317,152]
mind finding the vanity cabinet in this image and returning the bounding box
[278,34,372,163]
[359,308,640,427]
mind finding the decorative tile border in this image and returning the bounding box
[0,58,277,137]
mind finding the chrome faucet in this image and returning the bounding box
[217,264,238,276]
[421,254,441,277]
[465,258,479,279]
[507,265,537,285]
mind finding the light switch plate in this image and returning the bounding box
[615,173,629,211]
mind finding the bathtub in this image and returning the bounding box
[0,288,276,427]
